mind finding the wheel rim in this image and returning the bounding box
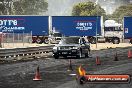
[45,39,49,44]
[114,39,119,44]
[54,55,59,59]
[36,39,41,43]
[91,38,96,44]
[79,51,82,58]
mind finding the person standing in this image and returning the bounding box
[0,36,2,48]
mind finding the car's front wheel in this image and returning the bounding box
[54,54,59,59]
[85,53,89,58]
[76,51,82,59]
[77,76,87,85]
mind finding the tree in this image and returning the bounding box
[0,0,48,15]
[0,3,5,15]
[112,4,132,21]
[72,1,106,17]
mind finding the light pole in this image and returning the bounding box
[95,0,105,48]
[95,0,99,48]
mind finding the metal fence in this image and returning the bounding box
[2,32,32,43]
[0,32,32,48]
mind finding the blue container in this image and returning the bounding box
[124,16,132,39]
[0,16,49,36]
[52,16,101,36]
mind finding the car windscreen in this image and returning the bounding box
[60,37,80,44]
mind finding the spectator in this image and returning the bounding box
[0,37,2,48]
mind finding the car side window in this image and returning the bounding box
[82,38,86,44]
[79,38,85,45]
[79,39,81,44]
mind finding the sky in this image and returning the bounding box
[46,0,132,16]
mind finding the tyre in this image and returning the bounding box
[85,53,89,58]
[32,40,36,43]
[54,54,59,59]
[90,38,96,44]
[77,76,87,85]
[113,38,120,44]
[44,39,49,44]
[130,39,132,44]
[76,51,82,59]
[36,38,42,44]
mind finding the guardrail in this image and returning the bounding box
[0,45,54,61]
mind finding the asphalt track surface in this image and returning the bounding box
[0,47,132,88]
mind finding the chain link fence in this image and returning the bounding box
[2,33,32,43]
[0,32,32,48]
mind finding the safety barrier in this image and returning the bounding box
[0,45,54,60]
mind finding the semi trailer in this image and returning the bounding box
[0,16,125,44]
[124,16,132,44]
[52,16,123,44]
[0,16,62,44]
[0,16,49,44]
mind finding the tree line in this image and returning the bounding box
[0,0,131,21]
[0,0,48,15]
[72,1,132,21]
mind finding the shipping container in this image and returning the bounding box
[0,16,49,35]
[124,16,132,43]
[124,16,132,39]
[0,16,49,43]
[52,16,101,36]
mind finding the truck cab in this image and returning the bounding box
[103,20,123,44]
[87,20,123,44]
[49,32,62,44]
[52,32,62,43]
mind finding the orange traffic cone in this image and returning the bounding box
[96,56,101,65]
[67,59,73,71]
[128,50,132,58]
[33,66,42,81]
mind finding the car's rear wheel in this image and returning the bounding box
[85,49,90,58]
